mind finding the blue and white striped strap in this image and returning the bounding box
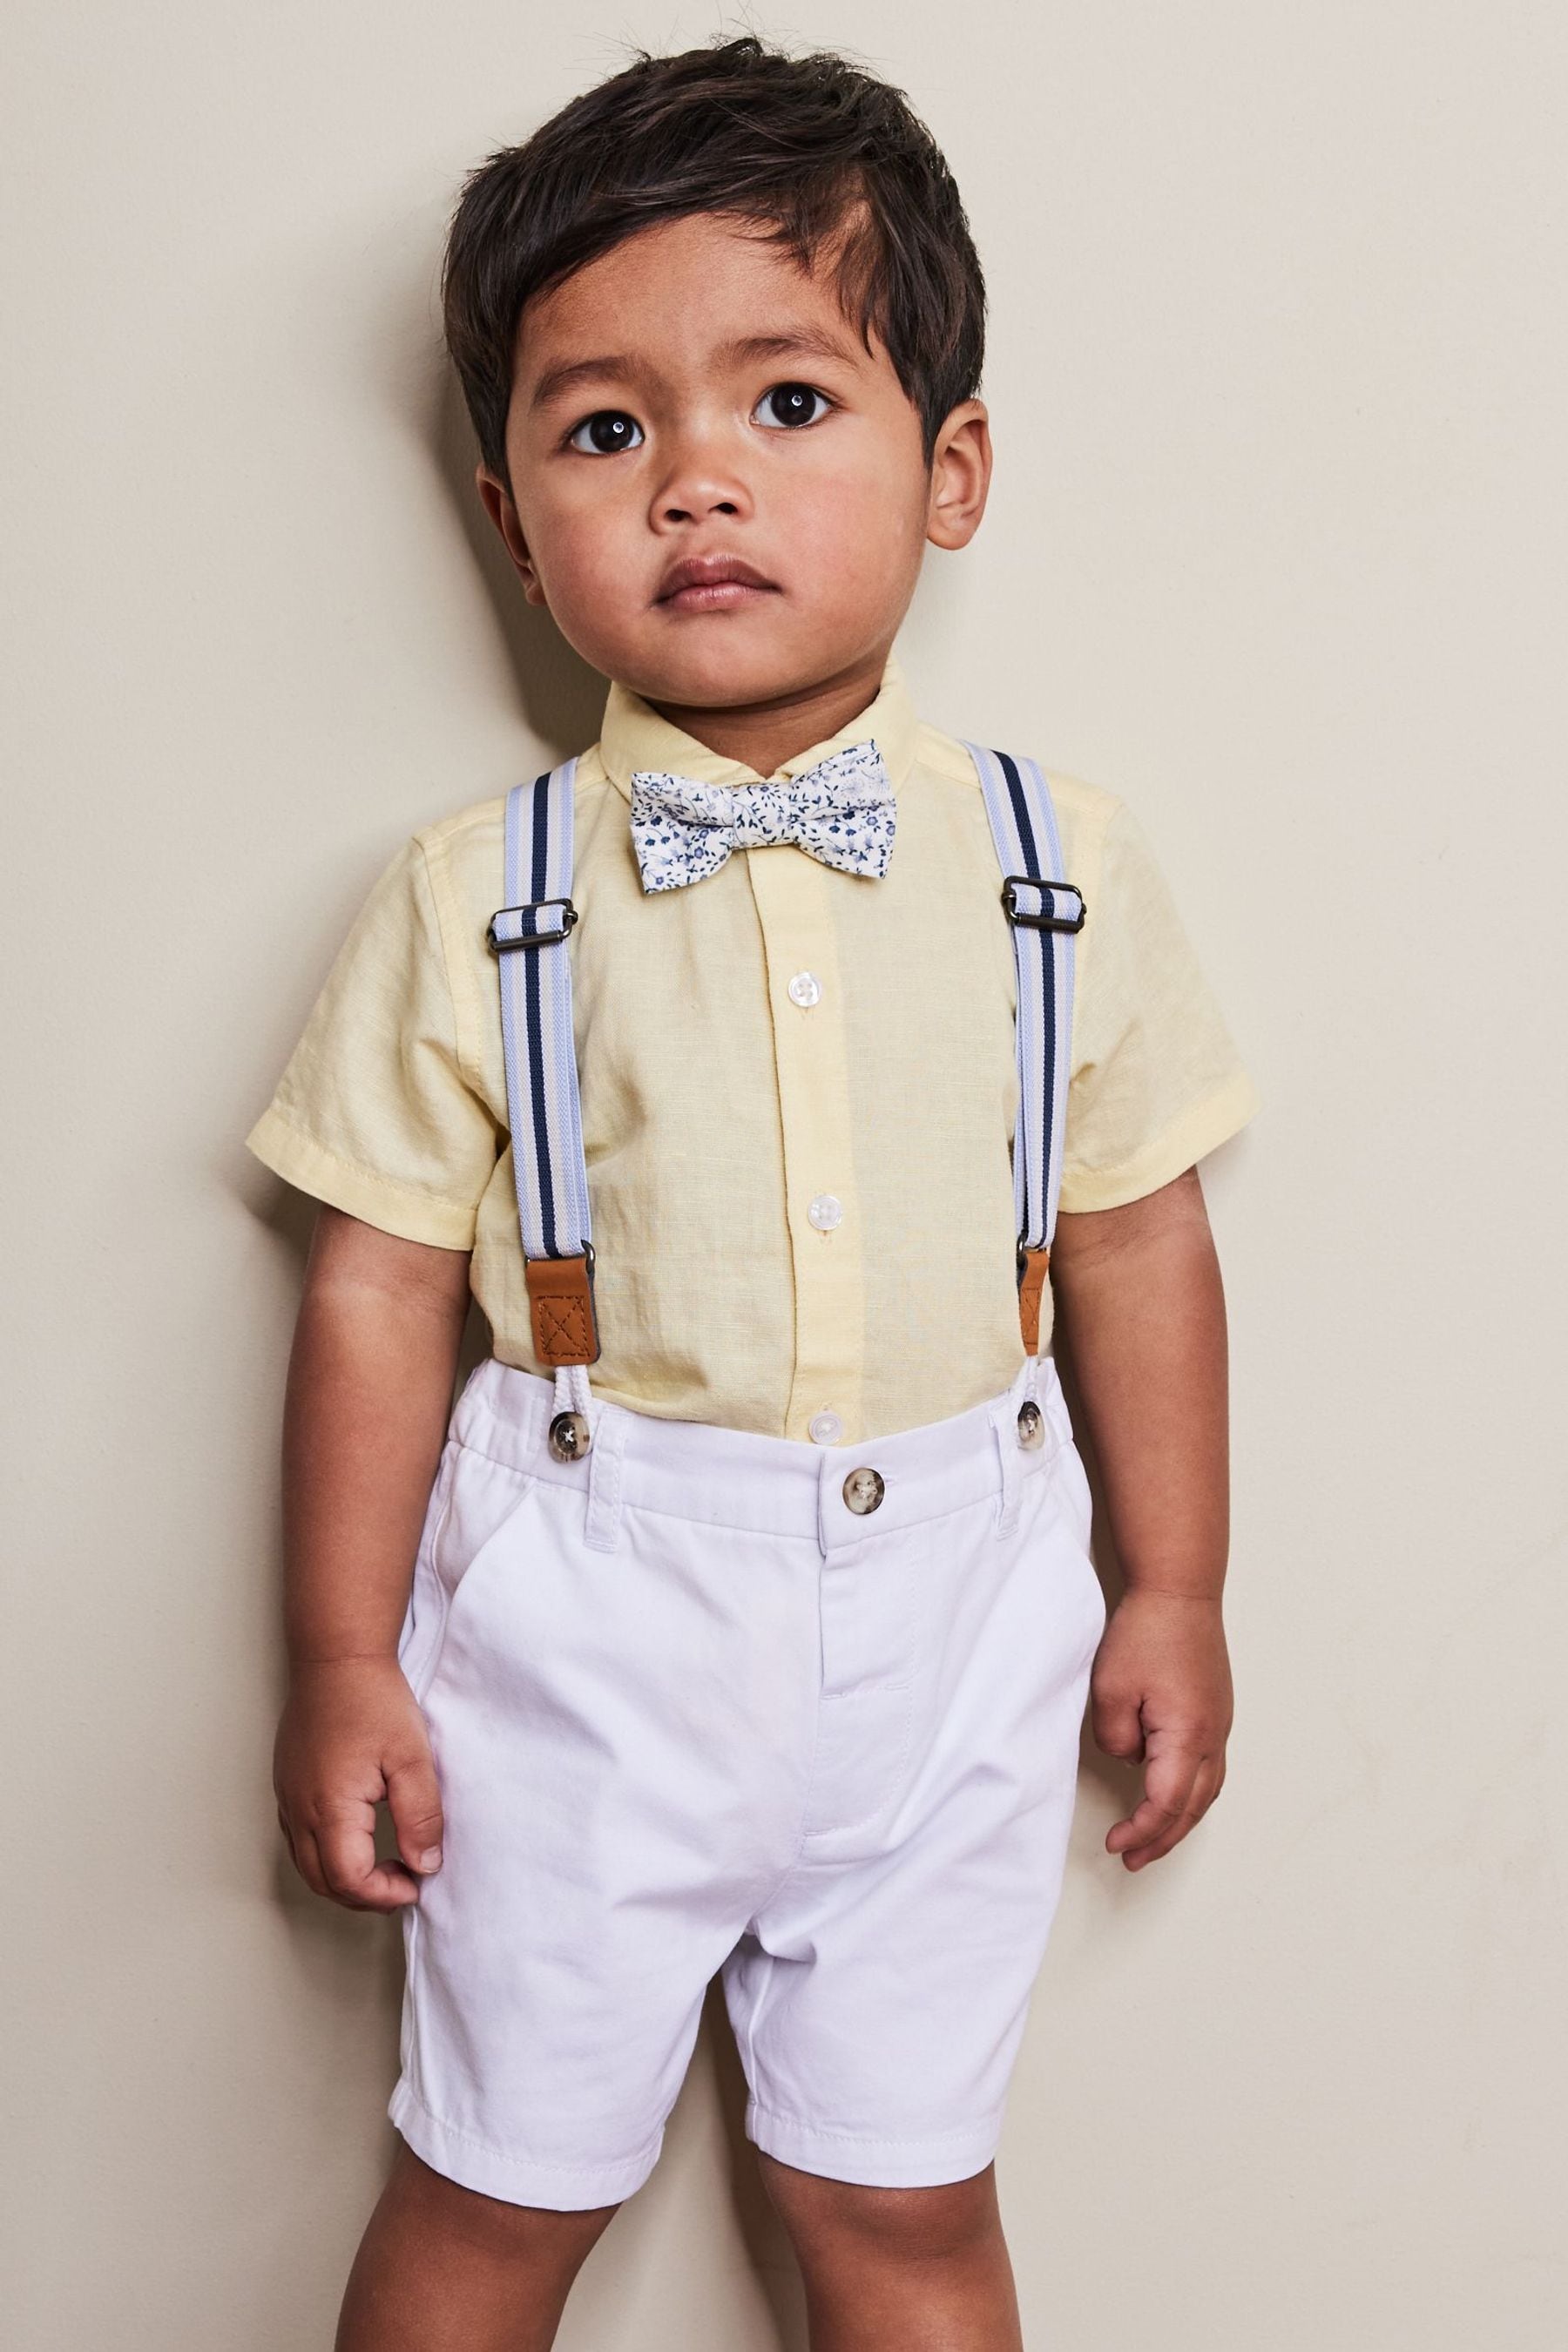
[490,761,593,1270]
[963,744,1084,1260]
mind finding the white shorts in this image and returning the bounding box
[389,1350,1105,2208]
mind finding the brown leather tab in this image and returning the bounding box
[1017,1244,1051,1355]
[525,1254,601,1367]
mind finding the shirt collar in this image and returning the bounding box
[596,649,919,804]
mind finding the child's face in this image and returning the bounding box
[478,213,990,714]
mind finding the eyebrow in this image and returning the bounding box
[527,326,866,412]
[722,328,866,371]
[529,355,633,412]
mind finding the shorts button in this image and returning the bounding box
[809,1409,843,1445]
[842,1465,885,1514]
[1017,1400,1044,1450]
[548,1409,592,1463]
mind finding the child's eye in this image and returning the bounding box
[566,410,645,456]
[753,382,832,430]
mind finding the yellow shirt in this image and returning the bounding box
[245,654,1259,1443]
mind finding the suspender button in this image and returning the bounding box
[548,1409,592,1463]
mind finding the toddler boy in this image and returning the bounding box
[253,36,1259,2350]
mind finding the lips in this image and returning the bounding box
[654,553,778,609]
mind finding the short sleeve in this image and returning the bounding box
[1058,797,1260,1213]
[244,833,501,1248]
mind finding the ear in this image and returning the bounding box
[925,400,992,552]
[476,463,548,605]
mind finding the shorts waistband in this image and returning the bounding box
[448,1354,1073,1555]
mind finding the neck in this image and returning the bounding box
[644,648,891,779]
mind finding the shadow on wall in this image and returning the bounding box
[1051,1328,1136,1815]
[430,364,607,758]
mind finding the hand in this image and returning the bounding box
[1091,1592,1233,1870]
[273,1656,445,1911]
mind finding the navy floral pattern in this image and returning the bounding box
[628,739,896,892]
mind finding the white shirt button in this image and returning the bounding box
[787,970,822,1008]
[808,1193,843,1232]
[808,1408,843,1445]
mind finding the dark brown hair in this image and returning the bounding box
[443,34,986,483]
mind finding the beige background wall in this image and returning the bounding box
[4,3,1564,2344]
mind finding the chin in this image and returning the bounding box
[619,640,820,713]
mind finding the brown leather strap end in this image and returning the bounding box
[1017,1244,1051,1355]
[525,1254,601,1367]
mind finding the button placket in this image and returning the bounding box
[744,852,865,1442]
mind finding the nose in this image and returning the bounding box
[651,427,753,529]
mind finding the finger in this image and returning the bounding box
[1091,1684,1146,1764]
[314,1803,420,1914]
[1105,1734,1200,1848]
[385,1747,445,1878]
[290,1821,331,1903]
[1123,1759,1232,1862]
[1121,1754,1220,1870]
[1105,1737,1203,1858]
[276,1804,302,1873]
[295,1823,411,1910]
[1124,1786,1210,1868]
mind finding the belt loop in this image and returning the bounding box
[583,1394,627,1553]
[1031,1352,1067,1461]
[990,1400,1023,1538]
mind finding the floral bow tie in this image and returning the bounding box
[628,739,896,893]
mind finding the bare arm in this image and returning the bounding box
[1050,1166,1233,1869]
[273,1205,471,1911]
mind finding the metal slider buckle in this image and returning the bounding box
[487,897,579,953]
[1001,875,1086,934]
